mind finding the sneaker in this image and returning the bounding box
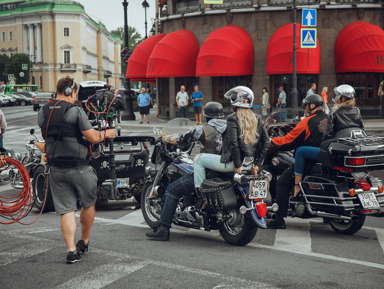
[140,121,143,124]
[66,249,81,264]
[267,218,286,229]
[146,225,170,241]
[76,240,88,254]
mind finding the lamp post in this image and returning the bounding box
[292,0,299,119]
[121,0,135,120]
[142,0,149,39]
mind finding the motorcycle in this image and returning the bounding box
[141,118,278,246]
[263,129,384,235]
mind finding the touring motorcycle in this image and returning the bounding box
[263,127,384,235]
[141,119,278,246]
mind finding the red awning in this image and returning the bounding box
[146,29,199,78]
[125,33,165,80]
[267,23,320,75]
[335,21,384,73]
[196,25,254,77]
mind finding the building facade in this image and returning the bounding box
[0,0,122,92]
[147,0,384,119]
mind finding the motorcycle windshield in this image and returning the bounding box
[156,118,196,136]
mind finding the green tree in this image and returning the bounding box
[111,26,142,52]
[7,53,31,84]
[0,54,10,83]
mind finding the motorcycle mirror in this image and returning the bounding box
[30,129,35,135]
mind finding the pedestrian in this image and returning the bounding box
[276,85,287,123]
[191,85,203,125]
[0,108,7,148]
[261,87,270,116]
[176,85,189,118]
[307,83,316,96]
[379,80,384,97]
[137,87,151,124]
[321,86,330,114]
[38,76,115,264]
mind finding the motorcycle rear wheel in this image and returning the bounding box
[32,165,55,212]
[141,182,161,228]
[328,215,366,235]
[219,209,258,246]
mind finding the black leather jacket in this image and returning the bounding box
[221,113,269,168]
[324,107,363,140]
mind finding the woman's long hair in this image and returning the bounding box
[236,108,258,145]
[332,97,356,113]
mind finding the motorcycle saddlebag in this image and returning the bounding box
[200,178,238,210]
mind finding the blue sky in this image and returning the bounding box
[77,0,156,37]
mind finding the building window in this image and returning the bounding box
[9,31,12,41]
[9,52,13,57]
[1,32,5,41]
[64,50,71,64]
[64,27,70,37]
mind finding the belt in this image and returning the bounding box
[50,159,90,168]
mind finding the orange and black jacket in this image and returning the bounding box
[271,110,329,151]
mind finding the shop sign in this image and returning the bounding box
[176,0,200,13]
[212,0,251,9]
[205,0,223,4]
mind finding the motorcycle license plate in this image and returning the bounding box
[249,180,268,199]
[358,192,380,210]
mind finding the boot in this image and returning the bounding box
[146,224,170,241]
[267,215,286,229]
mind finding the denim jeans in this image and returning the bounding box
[278,104,287,122]
[178,106,188,118]
[193,154,235,188]
[0,134,3,148]
[294,146,320,176]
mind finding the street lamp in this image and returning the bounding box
[142,0,149,39]
[121,0,135,121]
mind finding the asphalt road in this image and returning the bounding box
[1,106,384,289]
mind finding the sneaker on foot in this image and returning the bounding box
[140,121,143,124]
[267,218,286,229]
[66,249,81,264]
[76,240,88,254]
[146,225,170,241]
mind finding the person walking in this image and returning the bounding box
[191,85,203,125]
[379,80,384,97]
[176,85,189,118]
[321,87,330,114]
[137,87,151,124]
[307,83,316,96]
[276,85,287,123]
[38,76,115,263]
[261,87,270,116]
[0,108,7,148]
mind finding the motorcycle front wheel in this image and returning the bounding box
[141,182,162,228]
[328,215,366,235]
[219,209,258,246]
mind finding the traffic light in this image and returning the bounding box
[121,47,132,62]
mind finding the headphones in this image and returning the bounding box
[64,80,76,96]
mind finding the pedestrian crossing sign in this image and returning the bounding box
[300,28,317,48]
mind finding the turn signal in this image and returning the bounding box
[349,188,356,197]
[378,186,384,194]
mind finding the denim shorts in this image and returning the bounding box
[49,166,98,215]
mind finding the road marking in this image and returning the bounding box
[274,218,311,253]
[55,260,150,289]
[0,242,53,266]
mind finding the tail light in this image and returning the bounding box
[48,99,52,102]
[333,166,353,172]
[33,99,37,102]
[355,180,371,191]
[345,157,366,166]
[256,202,267,218]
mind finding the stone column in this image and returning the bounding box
[35,23,42,63]
[23,25,28,53]
[169,77,176,119]
[28,24,35,63]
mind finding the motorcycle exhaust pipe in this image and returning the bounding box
[267,212,277,220]
[315,211,352,221]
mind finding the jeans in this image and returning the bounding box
[294,146,320,176]
[0,134,3,148]
[193,154,234,188]
[278,104,287,122]
[178,106,188,118]
[159,173,195,227]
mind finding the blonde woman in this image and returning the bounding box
[293,84,363,196]
[194,86,270,190]
[321,87,330,114]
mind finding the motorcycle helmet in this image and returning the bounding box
[302,94,323,111]
[224,86,254,108]
[203,102,224,119]
[334,84,355,102]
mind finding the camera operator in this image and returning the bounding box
[38,76,115,264]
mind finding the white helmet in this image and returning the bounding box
[224,86,254,108]
[334,84,355,102]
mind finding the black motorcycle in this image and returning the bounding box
[141,119,278,246]
[263,129,384,234]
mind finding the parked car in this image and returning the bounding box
[0,93,17,106]
[33,92,54,111]
[0,97,8,106]
[11,94,33,106]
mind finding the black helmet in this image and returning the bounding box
[203,102,224,119]
[302,94,323,111]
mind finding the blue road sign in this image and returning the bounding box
[300,28,317,48]
[302,9,317,27]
